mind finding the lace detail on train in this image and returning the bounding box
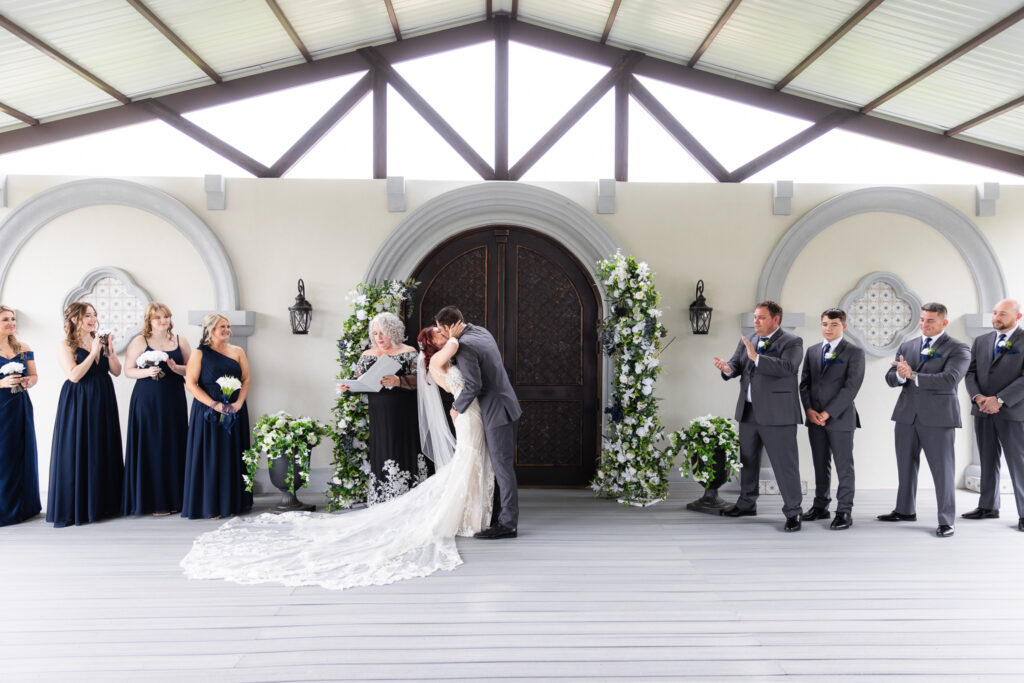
[181,363,493,591]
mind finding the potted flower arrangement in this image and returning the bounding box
[244,411,329,513]
[666,415,741,514]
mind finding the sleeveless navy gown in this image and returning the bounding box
[46,348,123,528]
[0,351,42,525]
[123,340,188,515]
[181,344,252,519]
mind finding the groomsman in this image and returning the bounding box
[799,308,865,530]
[963,298,1024,532]
[881,302,970,537]
[714,301,804,532]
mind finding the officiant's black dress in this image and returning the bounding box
[0,351,41,526]
[123,339,188,515]
[357,350,425,504]
[46,349,123,528]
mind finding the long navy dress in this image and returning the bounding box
[0,351,42,526]
[123,339,188,515]
[181,344,252,519]
[46,348,123,528]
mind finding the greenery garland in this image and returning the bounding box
[590,251,671,505]
[665,415,741,487]
[327,279,418,510]
[243,412,329,493]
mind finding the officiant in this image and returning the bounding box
[341,312,424,505]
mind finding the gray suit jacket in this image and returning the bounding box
[722,328,803,426]
[965,328,1024,422]
[799,338,865,432]
[885,333,970,427]
[451,324,522,428]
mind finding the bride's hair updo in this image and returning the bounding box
[417,327,443,367]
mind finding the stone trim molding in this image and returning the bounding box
[839,271,922,358]
[755,186,1006,340]
[0,178,252,341]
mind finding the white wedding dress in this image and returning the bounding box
[180,365,494,590]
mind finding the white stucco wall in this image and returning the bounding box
[2,175,1021,494]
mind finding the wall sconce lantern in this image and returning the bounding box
[689,280,713,334]
[289,279,313,334]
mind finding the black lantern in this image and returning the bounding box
[289,279,313,334]
[689,280,713,334]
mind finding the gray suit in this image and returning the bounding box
[722,328,804,517]
[885,333,971,526]
[964,327,1024,516]
[452,324,522,528]
[799,338,865,513]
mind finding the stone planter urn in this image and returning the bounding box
[685,448,733,515]
[268,452,316,514]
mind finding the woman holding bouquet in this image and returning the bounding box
[123,303,191,516]
[0,305,42,525]
[47,302,123,528]
[182,313,252,519]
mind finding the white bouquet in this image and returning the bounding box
[216,375,242,398]
[136,349,169,379]
[0,361,26,394]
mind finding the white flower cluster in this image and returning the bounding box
[667,415,741,487]
[136,349,169,368]
[0,361,25,376]
[243,410,327,494]
[216,375,242,394]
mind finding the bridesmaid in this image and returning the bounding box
[182,313,252,519]
[123,303,191,516]
[47,302,124,528]
[0,305,42,525]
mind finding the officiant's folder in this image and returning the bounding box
[337,354,402,393]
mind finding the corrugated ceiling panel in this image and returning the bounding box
[961,108,1024,154]
[787,0,1023,109]
[876,24,1024,134]
[607,0,719,63]
[145,0,303,78]
[275,0,394,57]
[0,113,20,130]
[0,0,211,99]
[0,21,117,120]
[393,0,482,38]
[697,0,866,85]
[518,0,613,43]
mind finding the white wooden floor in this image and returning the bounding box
[3,479,1024,682]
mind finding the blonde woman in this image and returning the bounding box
[123,303,192,516]
[0,306,42,525]
[181,314,251,519]
[47,301,123,528]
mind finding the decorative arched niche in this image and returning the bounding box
[0,178,253,343]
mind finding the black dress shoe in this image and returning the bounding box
[936,524,954,537]
[474,524,517,539]
[721,506,756,517]
[877,511,917,522]
[784,515,802,532]
[830,512,852,530]
[803,506,831,521]
[961,507,999,519]
[1018,518,1024,532]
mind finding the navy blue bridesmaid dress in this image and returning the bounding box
[123,339,188,515]
[181,344,252,519]
[0,351,42,525]
[46,348,124,528]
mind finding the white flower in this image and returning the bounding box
[356,309,367,321]
[0,361,26,375]
[216,375,242,393]
[136,350,169,368]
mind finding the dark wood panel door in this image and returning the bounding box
[411,227,600,486]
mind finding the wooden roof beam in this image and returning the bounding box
[775,0,884,91]
[265,0,313,62]
[601,0,622,44]
[861,6,1024,113]
[688,0,743,68]
[127,0,222,83]
[384,0,402,41]
[0,100,38,126]
[729,108,857,182]
[0,12,129,104]
[946,93,1024,137]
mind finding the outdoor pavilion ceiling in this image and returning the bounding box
[0,0,1022,182]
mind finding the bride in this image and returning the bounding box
[180,322,494,590]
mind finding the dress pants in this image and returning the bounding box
[894,422,956,526]
[974,415,1024,516]
[807,425,855,513]
[735,402,803,518]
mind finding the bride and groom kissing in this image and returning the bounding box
[181,305,522,591]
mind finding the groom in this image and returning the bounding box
[435,306,522,539]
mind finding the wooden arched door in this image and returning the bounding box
[410,227,601,486]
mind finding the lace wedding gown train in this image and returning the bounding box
[180,366,494,590]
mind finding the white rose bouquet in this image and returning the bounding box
[0,361,26,394]
[136,349,169,379]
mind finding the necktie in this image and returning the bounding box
[995,333,1007,359]
[921,337,933,359]
[822,343,831,366]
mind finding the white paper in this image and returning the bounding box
[337,354,402,393]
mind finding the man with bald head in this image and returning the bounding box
[964,299,1024,532]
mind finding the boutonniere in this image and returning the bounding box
[823,351,843,366]
[997,339,1019,355]
[756,338,772,354]
[920,347,942,360]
